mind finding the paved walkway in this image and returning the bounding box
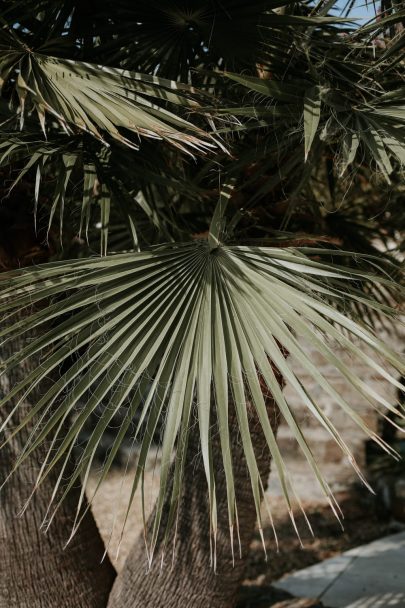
[273,531,405,607]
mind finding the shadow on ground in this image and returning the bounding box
[243,487,392,588]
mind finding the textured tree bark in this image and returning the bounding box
[108,378,283,608]
[0,314,116,608]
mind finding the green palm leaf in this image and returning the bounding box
[0,30,215,153]
[0,241,403,559]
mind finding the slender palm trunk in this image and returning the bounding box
[0,312,116,608]
[108,384,282,608]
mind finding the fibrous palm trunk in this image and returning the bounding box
[0,311,116,608]
[108,385,282,608]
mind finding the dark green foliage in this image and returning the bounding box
[0,1,404,551]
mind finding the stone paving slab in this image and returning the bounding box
[273,532,405,607]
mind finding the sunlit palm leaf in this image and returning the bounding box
[0,30,216,153]
[0,242,403,559]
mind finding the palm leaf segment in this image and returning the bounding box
[0,31,215,153]
[0,241,403,561]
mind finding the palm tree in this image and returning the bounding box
[0,1,404,607]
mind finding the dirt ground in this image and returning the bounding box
[88,462,393,607]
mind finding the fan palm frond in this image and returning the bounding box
[0,240,403,559]
[0,28,216,153]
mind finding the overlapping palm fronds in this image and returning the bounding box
[0,0,404,558]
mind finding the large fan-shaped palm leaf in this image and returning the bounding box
[0,236,403,561]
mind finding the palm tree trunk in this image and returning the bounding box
[0,311,116,608]
[108,382,282,608]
